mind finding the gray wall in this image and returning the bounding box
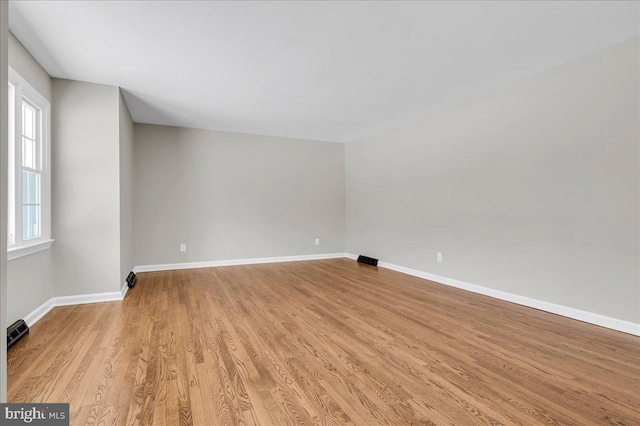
[346,37,640,324]
[7,251,52,323]
[7,30,638,332]
[8,32,50,102]
[52,79,122,296]
[134,124,345,266]
[119,91,134,285]
[7,31,53,324]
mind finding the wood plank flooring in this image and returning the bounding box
[7,258,640,425]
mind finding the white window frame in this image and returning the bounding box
[7,67,52,261]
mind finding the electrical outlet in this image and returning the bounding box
[315,238,320,246]
[437,252,442,263]
[180,244,186,252]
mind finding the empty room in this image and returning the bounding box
[0,1,638,425]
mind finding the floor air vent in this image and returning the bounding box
[7,319,29,350]
[357,255,379,266]
[126,271,137,288]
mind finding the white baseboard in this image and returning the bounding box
[24,253,639,336]
[23,253,345,327]
[23,299,55,328]
[346,253,640,336]
[24,290,126,327]
[52,291,124,307]
[134,252,348,273]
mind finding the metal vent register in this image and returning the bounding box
[7,319,29,350]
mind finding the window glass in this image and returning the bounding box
[7,70,50,253]
[22,205,40,240]
[23,102,34,140]
[22,171,40,205]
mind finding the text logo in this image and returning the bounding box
[0,404,69,425]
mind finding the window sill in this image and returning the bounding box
[8,239,54,261]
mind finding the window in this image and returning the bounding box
[7,68,52,260]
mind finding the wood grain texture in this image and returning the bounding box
[8,258,640,425]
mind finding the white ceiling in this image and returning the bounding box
[9,1,639,143]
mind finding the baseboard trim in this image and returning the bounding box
[23,299,55,328]
[23,254,345,328]
[23,253,346,327]
[52,291,124,308]
[345,253,639,336]
[24,290,126,327]
[24,254,638,336]
[134,252,348,273]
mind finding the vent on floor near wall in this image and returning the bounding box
[357,255,379,266]
[126,271,137,288]
[7,319,29,350]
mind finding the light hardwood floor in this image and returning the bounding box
[8,259,640,425]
